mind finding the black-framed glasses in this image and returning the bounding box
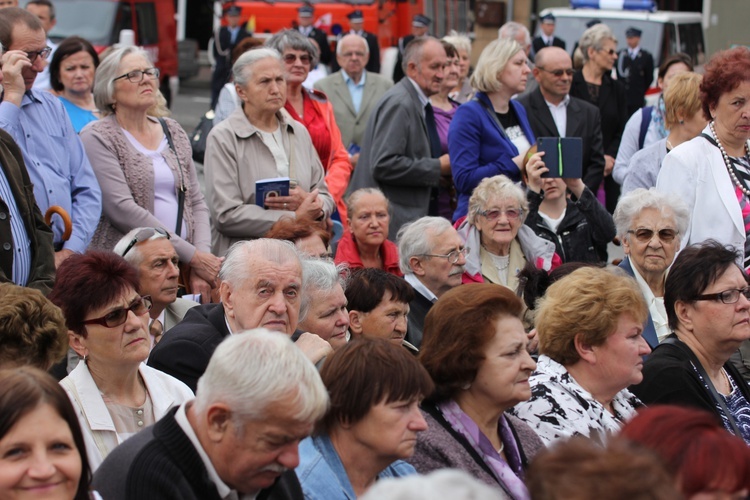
[627,228,678,243]
[420,247,467,264]
[82,296,153,328]
[121,227,170,257]
[479,208,523,221]
[283,53,311,64]
[695,287,750,305]
[26,46,52,63]
[113,67,161,83]
[537,67,575,77]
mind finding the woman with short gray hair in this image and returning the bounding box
[299,258,349,350]
[570,23,628,214]
[204,48,334,257]
[613,188,690,346]
[81,46,220,302]
[442,32,473,103]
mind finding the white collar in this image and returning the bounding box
[404,273,438,303]
[407,77,431,108]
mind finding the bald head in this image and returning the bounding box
[534,46,568,67]
[533,46,573,104]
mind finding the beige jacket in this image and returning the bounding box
[204,108,334,256]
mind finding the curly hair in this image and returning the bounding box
[700,46,750,121]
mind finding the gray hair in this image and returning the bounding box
[360,469,499,500]
[442,32,471,55]
[613,188,690,243]
[113,227,170,266]
[498,21,531,49]
[194,328,329,424]
[397,217,455,275]
[467,175,528,225]
[579,24,616,64]
[219,239,301,288]
[402,36,439,73]
[345,187,390,219]
[232,47,282,88]
[299,258,348,321]
[336,33,368,56]
[470,38,523,94]
[265,29,319,68]
[93,45,152,116]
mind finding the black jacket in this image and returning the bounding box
[531,36,566,58]
[524,187,615,264]
[616,48,655,115]
[297,26,332,66]
[0,128,55,294]
[570,70,628,158]
[406,289,434,349]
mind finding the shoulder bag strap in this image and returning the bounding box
[158,118,186,236]
[472,96,509,141]
[661,336,744,438]
[638,106,653,149]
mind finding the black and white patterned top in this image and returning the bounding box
[508,355,643,445]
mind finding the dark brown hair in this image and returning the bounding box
[264,216,330,248]
[419,283,523,402]
[345,268,414,314]
[316,337,434,434]
[49,36,100,92]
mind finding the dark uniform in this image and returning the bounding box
[617,27,655,117]
[531,13,566,60]
[296,5,333,66]
[211,6,251,109]
[331,10,381,74]
[393,14,431,83]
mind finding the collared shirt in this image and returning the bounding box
[0,168,31,285]
[541,34,554,47]
[0,90,101,252]
[629,261,670,342]
[544,94,570,138]
[404,273,438,303]
[228,26,241,44]
[629,47,641,59]
[407,77,430,118]
[298,26,313,37]
[341,70,366,114]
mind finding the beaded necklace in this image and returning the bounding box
[710,121,750,197]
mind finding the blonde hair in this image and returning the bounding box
[470,38,523,94]
[663,72,703,129]
[579,24,616,64]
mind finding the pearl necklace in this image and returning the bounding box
[710,121,750,197]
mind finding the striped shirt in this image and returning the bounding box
[0,167,31,285]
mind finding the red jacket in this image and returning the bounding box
[334,232,402,277]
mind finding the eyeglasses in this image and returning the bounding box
[26,46,52,63]
[341,51,366,59]
[695,286,750,305]
[113,67,161,83]
[479,208,523,221]
[82,296,153,328]
[420,248,467,264]
[121,227,170,258]
[283,53,311,64]
[627,228,678,243]
[538,67,575,77]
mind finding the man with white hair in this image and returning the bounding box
[114,227,198,344]
[148,238,331,391]
[93,329,329,500]
[397,217,466,348]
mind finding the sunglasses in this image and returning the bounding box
[627,228,678,243]
[599,48,617,56]
[538,67,575,77]
[479,208,523,221]
[82,296,153,329]
[121,228,170,258]
[283,53,311,64]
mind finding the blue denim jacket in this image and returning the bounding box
[295,434,416,499]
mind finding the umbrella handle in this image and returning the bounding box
[44,205,73,242]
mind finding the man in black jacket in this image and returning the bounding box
[295,4,332,67]
[93,330,329,500]
[211,5,252,108]
[531,13,565,59]
[617,27,654,117]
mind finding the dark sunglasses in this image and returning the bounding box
[283,53,311,64]
[538,67,575,77]
[600,48,617,56]
[121,228,170,257]
[82,296,153,328]
[627,228,678,243]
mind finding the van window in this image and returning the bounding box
[48,0,121,46]
[677,23,706,66]
[135,2,159,46]
[111,2,133,45]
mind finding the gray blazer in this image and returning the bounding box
[349,79,442,240]
[163,297,199,332]
[314,71,392,149]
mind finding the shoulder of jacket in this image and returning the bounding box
[307,87,329,103]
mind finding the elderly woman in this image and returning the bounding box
[81,46,219,301]
[296,338,431,498]
[213,36,265,125]
[449,38,540,221]
[631,241,750,444]
[50,36,100,133]
[443,32,473,103]
[205,48,334,257]
[613,188,690,347]
[335,188,401,276]
[656,47,750,269]
[570,24,628,213]
[265,216,331,259]
[509,267,650,444]
[49,251,193,470]
[413,284,543,497]
[458,175,558,289]
[0,367,93,500]
[299,258,349,350]
[266,30,353,225]
[613,53,693,184]
[622,73,706,193]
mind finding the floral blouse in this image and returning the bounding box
[508,355,642,445]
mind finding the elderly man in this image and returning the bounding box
[114,228,198,344]
[148,238,331,391]
[350,37,449,240]
[314,34,392,156]
[518,46,605,194]
[0,8,101,267]
[342,10,379,73]
[397,217,465,349]
[93,329,329,500]
[25,0,56,91]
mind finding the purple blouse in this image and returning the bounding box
[433,102,459,155]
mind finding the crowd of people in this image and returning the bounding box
[2,0,750,498]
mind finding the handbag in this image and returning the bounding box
[189,110,214,164]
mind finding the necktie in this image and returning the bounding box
[150,318,164,345]
[424,103,442,159]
